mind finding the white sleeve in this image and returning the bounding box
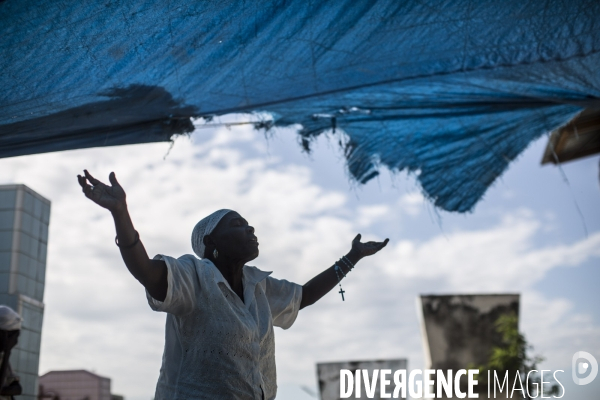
[146,254,199,316]
[265,276,303,330]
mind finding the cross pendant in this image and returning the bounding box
[339,287,345,301]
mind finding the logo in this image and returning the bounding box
[338,369,565,398]
[572,351,598,385]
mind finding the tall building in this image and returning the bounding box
[0,184,50,400]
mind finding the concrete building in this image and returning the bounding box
[38,370,113,400]
[418,294,520,399]
[0,184,51,400]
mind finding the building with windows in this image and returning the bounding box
[0,184,50,400]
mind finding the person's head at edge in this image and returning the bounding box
[0,306,21,351]
[0,306,22,396]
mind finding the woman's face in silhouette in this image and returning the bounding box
[204,211,259,263]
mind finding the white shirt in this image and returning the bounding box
[146,254,303,400]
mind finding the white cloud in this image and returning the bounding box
[520,292,600,371]
[356,204,390,227]
[378,211,600,292]
[0,119,598,400]
[398,192,425,217]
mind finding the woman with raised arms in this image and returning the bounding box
[77,170,388,400]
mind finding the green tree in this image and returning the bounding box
[479,313,559,399]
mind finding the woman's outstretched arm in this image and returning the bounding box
[77,170,168,301]
[299,234,389,309]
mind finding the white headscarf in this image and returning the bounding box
[0,306,22,331]
[191,209,233,258]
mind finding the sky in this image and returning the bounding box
[0,114,599,399]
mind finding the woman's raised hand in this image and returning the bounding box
[349,233,389,260]
[77,170,126,213]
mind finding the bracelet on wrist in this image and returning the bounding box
[115,230,139,249]
[341,255,355,270]
[333,254,357,302]
[334,263,347,301]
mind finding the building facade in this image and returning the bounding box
[0,184,51,400]
[418,294,520,399]
[39,370,112,400]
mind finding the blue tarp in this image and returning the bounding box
[1,0,599,211]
